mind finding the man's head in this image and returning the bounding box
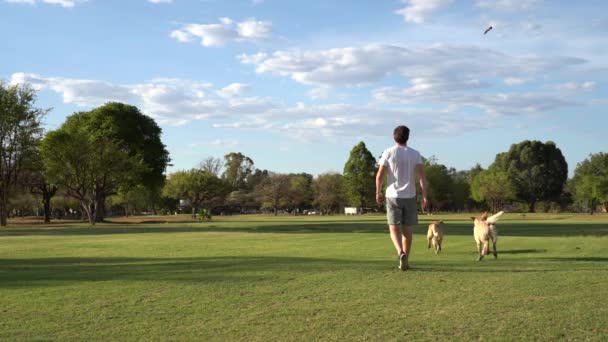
[393,125,410,145]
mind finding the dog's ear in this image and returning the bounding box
[481,212,488,221]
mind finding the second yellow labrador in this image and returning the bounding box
[471,211,504,261]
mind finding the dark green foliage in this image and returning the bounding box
[82,102,170,192]
[343,142,376,208]
[0,83,47,226]
[313,173,347,214]
[470,168,516,213]
[222,152,255,191]
[163,169,230,219]
[571,153,608,214]
[197,208,212,221]
[493,140,568,212]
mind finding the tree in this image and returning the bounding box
[449,170,472,212]
[222,152,255,190]
[313,173,347,214]
[199,157,223,176]
[470,169,516,213]
[0,82,47,226]
[571,153,608,214]
[82,103,170,221]
[493,140,568,212]
[285,173,313,214]
[343,142,376,209]
[422,158,454,212]
[163,169,229,219]
[255,174,291,216]
[41,121,142,225]
[41,103,169,223]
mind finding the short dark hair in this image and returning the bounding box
[393,126,410,144]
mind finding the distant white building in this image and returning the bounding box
[179,199,190,208]
[344,207,361,215]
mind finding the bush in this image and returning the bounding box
[197,209,212,221]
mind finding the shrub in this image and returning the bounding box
[197,209,212,221]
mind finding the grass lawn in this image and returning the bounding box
[1,213,607,341]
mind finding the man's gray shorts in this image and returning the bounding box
[386,197,418,226]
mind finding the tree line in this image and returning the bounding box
[1,82,607,226]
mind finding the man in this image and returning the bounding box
[376,125,428,271]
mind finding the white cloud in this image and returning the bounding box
[476,0,541,12]
[556,81,596,91]
[217,83,250,98]
[148,0,172,3]
[170,17,272,47]
[307,87,330,100]
[8,70,589,142]
[394,0,453,24]
[9,73,274,125]
[189,139,240,148]
[5,0,84,7]
[504,77,527,85]
[240,44,586,88]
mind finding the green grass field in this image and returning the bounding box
[1,213,607,341]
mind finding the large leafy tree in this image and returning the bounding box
[285,173,313,214]
[493,140,568,212]
[163,169,229,219]
[255,174,291,216]
[313,173,347,214]
[41,119,142,225]
[449,169,472,212]
[343,142,376,208]
[470,169,516,213]
[84,103,170,220]
[222,152,255,190]
[0,82,47,226]
[422,158,454,212]
[571,153,608,214]
[24,147,57,223]
[42,103,169,223]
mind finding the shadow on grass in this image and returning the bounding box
[542,257,608,262]
[1,255,606,288]
[1,221,607,238]
[434,222,608,238]
[498,249,548,254]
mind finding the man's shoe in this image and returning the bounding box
[399,253,408,271]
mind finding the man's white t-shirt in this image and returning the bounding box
[379,145,423,199]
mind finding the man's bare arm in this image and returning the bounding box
[375,165,385,206]
[415,163,428,211]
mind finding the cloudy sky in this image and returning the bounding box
[2,0,607,176]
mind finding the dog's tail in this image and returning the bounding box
[487,211,504,224]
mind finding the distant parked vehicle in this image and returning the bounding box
[344,207,361,215]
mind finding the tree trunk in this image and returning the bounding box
[528,200,536,213]
[274,207,278,216]
[95,191,105,223]
[0,189,7,226]
[81,201,95,225]
[41,185,57,224]
[43,198,52,223]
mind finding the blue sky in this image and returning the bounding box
[2,0,607,177]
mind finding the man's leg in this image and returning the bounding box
[401,224,413,256]
[389,224,404,255]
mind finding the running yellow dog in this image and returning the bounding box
[471,211,504,261]
[426,221,444,254]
